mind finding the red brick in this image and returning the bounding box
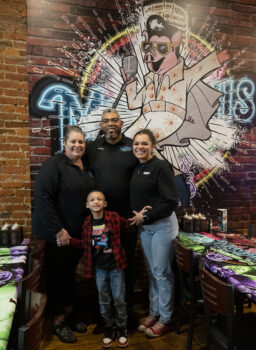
[2,166,27,174]
[0,144,19,151]
[0,189,15,196]
[31,146,51,155]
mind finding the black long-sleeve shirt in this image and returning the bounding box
[85,135,138,217]
[32,153,95,243]
[130,157,178,224]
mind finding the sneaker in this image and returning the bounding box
[102,327,116,348]
[137,315,157,332]
[117,328,128,348]
[145,321,171,338]
[54,322,77,343]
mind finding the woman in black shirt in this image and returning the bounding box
[129,129,178,338]
[32,125,95,343]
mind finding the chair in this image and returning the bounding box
[17,292,47,350]
[174,238,203,350]
[17,259,44,326]
[199,264,256,350]
[248,223,256,237]
[27,239,46,273]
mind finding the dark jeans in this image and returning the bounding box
[96,268,127,329]
[46,243,83,316]
[121,225,138,314]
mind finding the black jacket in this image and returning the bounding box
[32,153,95,243]
[130,156,178,224]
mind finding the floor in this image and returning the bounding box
[39,299,209,350]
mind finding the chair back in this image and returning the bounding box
[18,292,47,350]
[27,239,46,273]
[17,259,43,325]
[174,238,203,350]
[174,238,196,275]
[199,265,234,316]
[199,265,234,350]
[248,223,256,238]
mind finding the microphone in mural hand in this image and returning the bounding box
[113,55,138,109]
[123,55,138,80]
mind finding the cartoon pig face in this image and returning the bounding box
[142,30,181,75]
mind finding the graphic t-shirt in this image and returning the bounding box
[92,217,115,270]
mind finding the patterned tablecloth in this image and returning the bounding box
[0,239,30,350]
[178,231,256,303]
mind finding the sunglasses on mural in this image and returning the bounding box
[141,41,180,55]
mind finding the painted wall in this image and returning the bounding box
[27,0,256,230]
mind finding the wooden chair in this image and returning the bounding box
[248,223,256,237]
[199,264,256,350]
[17,259,44,326]
[27,239,46,273]
[17,292,47,350]
[174,238,203,350]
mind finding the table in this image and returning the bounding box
[0,239,30,350]
[178,231,256,303]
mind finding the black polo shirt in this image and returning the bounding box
[86,135,138,217]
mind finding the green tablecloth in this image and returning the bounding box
[0,284,16,350]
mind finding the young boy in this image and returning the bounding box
[57,190,128,348]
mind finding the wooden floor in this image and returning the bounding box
[39,302,210,350]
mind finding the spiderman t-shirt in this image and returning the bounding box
[92,217,116,270]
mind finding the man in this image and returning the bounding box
[86,108,139,328]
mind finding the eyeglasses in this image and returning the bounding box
[141,41,180,55]
[101,118,121,124]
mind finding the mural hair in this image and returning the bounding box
[146,14,181,57]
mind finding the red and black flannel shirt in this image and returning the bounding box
[70,211,128,278]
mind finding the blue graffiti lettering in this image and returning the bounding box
[234,78,255,123]
[38,84,85,149]
[213,77,256,123]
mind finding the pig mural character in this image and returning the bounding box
[122,14,230,154]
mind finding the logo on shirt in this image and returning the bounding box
[143,171,150,175]
[97,147,104,151]
[92,225,112,253]
[120,146,132,152]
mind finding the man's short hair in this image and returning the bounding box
[102,108,120,118]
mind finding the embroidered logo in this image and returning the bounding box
[120,146,132,152]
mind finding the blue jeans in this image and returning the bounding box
[95,268,127,329]
[139,212,179,324]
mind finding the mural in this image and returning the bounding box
[28,0,256,204]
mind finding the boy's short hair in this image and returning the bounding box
[87,190,106,201]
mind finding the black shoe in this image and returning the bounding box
[69,321,87,333]
[117,328,128,348]
[102,327,116,348]
[54,322,77,343]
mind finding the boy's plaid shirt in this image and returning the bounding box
[70,211,128,278]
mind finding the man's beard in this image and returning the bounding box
[104,128,121,140]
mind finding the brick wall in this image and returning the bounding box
[0,0,31,235]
